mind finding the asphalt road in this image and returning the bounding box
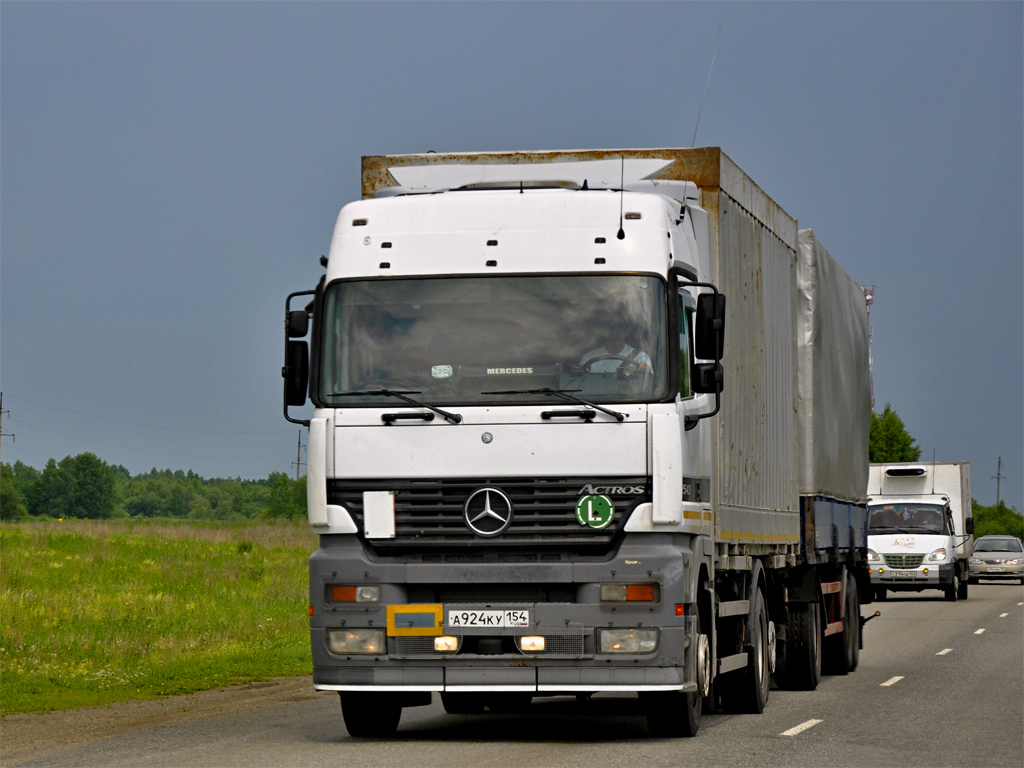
[8,584,1023,768]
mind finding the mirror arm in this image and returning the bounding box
[672,268,724,430]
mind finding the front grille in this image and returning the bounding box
[328,477,649,551]
[884,554,925,569]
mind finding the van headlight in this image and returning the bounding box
[867,549,879,562]
[927,548,948,562]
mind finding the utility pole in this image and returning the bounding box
[292,430,306,481]
[0,392,14,466]
[992,456,1005,508]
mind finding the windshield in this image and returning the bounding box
[318,275,669,406]
[868,503,947,534]
[975,538,1022,552]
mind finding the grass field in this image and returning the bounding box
[0,519,318,715]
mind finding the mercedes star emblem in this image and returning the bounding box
[463,487,514,537]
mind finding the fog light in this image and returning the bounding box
[434,636,459,652]
[327,629,385,655]
[599,628,659,654]
[520,636,546,652]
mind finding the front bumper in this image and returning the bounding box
[969,562,1024,582]
[870,563,954,591]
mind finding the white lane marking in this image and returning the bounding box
[781,719,823,737]
[936,648,953,655]
[1000,613,1009,618]
[880,676,904,687]
[974,628,986,635]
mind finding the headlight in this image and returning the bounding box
[867,549,879,562]
[598,628,659,654]
[1009,558,1024,565]
[927,547,947,562]
[328,629,385,655]
[969,557,981,565]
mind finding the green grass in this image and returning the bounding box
[0,519,317,715]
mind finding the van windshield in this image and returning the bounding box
[318,274,669,406]
[868,503,948,534]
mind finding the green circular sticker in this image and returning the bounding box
[575,495,615,529]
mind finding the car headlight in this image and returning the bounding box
[927,547,948,562]
[1009,558,1024,565]
[969,557,981,565]
[867,549,879,562]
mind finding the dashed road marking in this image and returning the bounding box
[781,719,823,737]
[880,676,904,687]
[936,648,953,655]
[974,628,986,635]
[1000,613,1009,618]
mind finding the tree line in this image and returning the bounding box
[0,454,306,521]
[1,404,1019,536]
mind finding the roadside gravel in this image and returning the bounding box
[1,676,326,764]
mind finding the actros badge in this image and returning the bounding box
[463,488,514,537]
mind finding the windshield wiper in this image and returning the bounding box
[329,389,463,425]
[481,388,626,422]
[869,526,917,535]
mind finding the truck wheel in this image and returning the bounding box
[441,692,486,715]
[874,587,887,601]
[957,571,969,600]
[824,573,860,676]
[945,571,959,602]
[340,692,402,737]
[775,602,821,691]
[725,587,770,713]
[642,609,705,737]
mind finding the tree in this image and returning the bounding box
[971,499,1024,539]
[869,403,921,463]
[33,453,117,518]
[1,463,29,520]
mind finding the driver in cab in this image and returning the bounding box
[580,317,652,376]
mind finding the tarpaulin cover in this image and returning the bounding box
[796,230,871,502]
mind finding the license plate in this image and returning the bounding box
[890,570,917,579]
[447,610,530,628]
[988,567,1004,573]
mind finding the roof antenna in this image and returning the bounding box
[691,22,722,147]
[616,157,626,240]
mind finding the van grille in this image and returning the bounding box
[883,554,925,569]
[327,477,649,551]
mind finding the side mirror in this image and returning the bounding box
[694,293,726,360]
[283,341,309,407]
[692,362,723,394]
[286,310,309,338]
[965,517,975,535]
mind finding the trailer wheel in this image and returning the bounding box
[722,587,770,713]
[775,602,821,691]
[824,573,860,676]
[340,692,402,737]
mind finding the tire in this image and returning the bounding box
[824,573,859,676]
[775,602,822,691]
[957,571,969,600]
[727,587,770,714]
[642,608,705,737]
[945,570,959,602]
[340,692,402,737]
[874,587,887,601]
[441,692,486,715]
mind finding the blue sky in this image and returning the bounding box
[1,2,1021,509]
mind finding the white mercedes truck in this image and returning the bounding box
[282,148,873,737]
[867,461,973,601]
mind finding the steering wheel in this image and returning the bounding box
[581,354,631,373]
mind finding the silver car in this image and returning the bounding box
[968,535,1024,584]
